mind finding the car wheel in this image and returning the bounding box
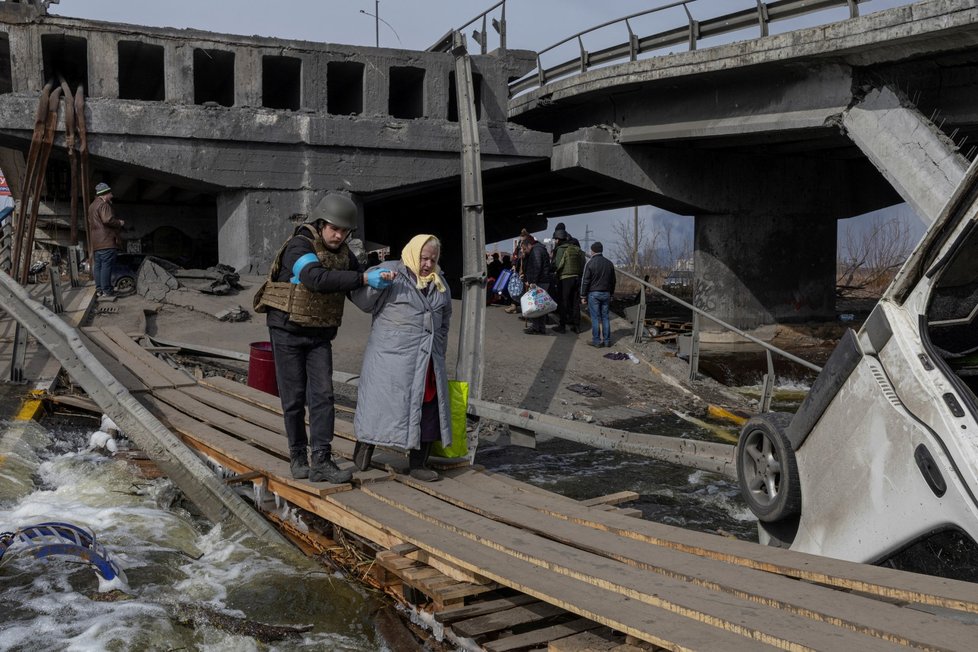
[736,412,801,522]
[114,275,135,294]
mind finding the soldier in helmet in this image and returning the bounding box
[254,192,394,483]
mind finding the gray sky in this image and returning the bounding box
[53,0,919,262]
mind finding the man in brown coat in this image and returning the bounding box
[87,182,124,296]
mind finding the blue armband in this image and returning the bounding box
[290,253,319,284]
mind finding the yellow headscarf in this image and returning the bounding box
[401,234,446,293]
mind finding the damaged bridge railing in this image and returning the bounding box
[509,0,866,95]
[620,268,823,414]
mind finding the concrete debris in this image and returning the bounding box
[567,383,602,398]
[174,264,243,295]
[137,258,180,301]
[215,306,249,322]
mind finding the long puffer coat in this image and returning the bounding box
[350,261,453,450]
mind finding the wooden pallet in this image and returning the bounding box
[374,548,499,610]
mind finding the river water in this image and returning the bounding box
[0,373,801,650]
[0,414,385,651]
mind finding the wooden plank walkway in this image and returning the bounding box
[62,326,978,651]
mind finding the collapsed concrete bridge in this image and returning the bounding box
[0,0,977,332]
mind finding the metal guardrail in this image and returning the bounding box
[428,0,506,54]
[619,267,822,413]
[508,0,865,95]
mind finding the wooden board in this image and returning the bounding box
[199,374,358,439]
[77,329,149,392]
[153,387,290,458]
[453,602,567,638]
[459,469,978,615]
[141,395,352,497]
[359,482,909,651]
[485,619,598,652]
[99,326,196,387]
[392,474,978,650]
[435,594,539,625]
[327,489,776,652]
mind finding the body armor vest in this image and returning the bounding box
[253,224,351,328]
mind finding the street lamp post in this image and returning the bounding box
[360,2,401,47]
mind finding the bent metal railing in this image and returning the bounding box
[428,0,507,54]
[507,0,866,95]
[617,267,823,413]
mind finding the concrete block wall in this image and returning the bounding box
[0,13,530,123]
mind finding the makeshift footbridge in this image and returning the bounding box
[26,316,978,649]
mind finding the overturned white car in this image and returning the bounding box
[737,163,978,573]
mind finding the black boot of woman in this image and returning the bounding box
[353,441,374,471]
[408,442,440,482]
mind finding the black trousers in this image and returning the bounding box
[557,276,580,328]
[269,327,335,454]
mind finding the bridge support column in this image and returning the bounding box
[842,86,968,224]
[694,213,836,334]
[217,190,324,274]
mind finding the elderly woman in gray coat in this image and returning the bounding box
[350,234,453,481]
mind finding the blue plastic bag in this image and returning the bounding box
[492,269,512,293]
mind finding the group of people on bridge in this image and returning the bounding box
[496,225,617,347]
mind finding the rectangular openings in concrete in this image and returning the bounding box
[41,33,88,92]
[193,48,235,107]
[262,55,301,110]
[389,66,425,119]
[118,41,164,101]
[0,32,10,94]
[448,71,482,122]
[327,61,364,115]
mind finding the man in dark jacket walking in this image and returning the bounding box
[87,182,124,297]
[580,241,616,347]
[520,236,553,334]
[254,192,393,483]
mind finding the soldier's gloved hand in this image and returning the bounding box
[366,268,394,289]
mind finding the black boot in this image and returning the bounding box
[408,442,440,482]
[309,449,353,484]
[353,441,375,472]
[289,448,309,480]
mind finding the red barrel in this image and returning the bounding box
[247,341,278,396]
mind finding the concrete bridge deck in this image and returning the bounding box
[57,324,978,651]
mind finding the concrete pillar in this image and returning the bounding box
[234,47,261,108]
[299,53,324,112]
[87,32,118,98]
[7,28,39,93]
[694,213,836,334]
[362,56,387,117]
[843,86,967,224]
[165,42,194,104]
[216,190,321,274]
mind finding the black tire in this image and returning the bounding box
[736,412,801,523]
[114,275,135,294]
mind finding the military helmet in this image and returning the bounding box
[312,193,358,231]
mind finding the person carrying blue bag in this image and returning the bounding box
[253,193,394,483]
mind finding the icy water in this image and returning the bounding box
[479,429,759,542]
[0,418,385,652]
[0,368,809,650]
